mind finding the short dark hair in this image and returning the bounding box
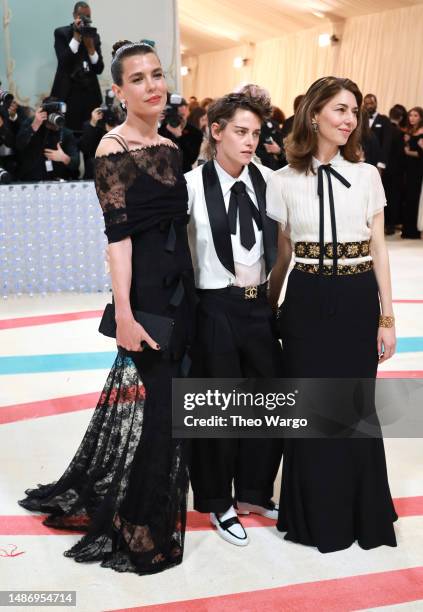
[391,103,407,128]
[389,106,404,122]
[111,40,159,86]
[285,76,363,174]
[364,93,377,104]
[188,106,207,130]
[73,2,89,14]
[207,90,271,153]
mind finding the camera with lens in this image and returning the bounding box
[98,89,120,128]
[163,93,184,128]
[41,101,67,128]
[261,119,279,145]
[0,167,11,184]
[0,88,14,110]
[75,13,97,38]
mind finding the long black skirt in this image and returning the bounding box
[18,351,189,575]
[277,268,397,553]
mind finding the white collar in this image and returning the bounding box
[312,150,346,170]
[213,160,253,198]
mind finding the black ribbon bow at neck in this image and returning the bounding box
[317,164,351,275]
[228,180,262,250]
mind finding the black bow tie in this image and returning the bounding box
[228,181,262,250]
[317,164,351,275]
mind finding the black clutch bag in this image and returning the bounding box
[98,303,175,350]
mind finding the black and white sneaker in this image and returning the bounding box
[236,500,279,520]
[210,510,249,546]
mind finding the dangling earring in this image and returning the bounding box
[312,119,319,132]
[121,100,126,109]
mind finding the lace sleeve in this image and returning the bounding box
[94,153,137,243]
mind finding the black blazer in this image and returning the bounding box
[370,113,392,166]
[50,24,104,103]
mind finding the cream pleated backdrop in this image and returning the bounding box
[184,4,423,115]
[336,5,423,112]
[251,28,336,116]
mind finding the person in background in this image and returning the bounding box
[200,97,214,111]
[280,94,304,140]
[187,106,208,166]
[391,104,408,132]
[256,115,285,170]
[402,106,423,238]
[0,94,17,181]
[363,94,392,174]
[361,108,382,167]
[188,96,199,112]
[177,98,204,172]
[51,1,104,134]
[383,107,406,235]
[15,97,79,181]
[79,103,123,179]
[271,106,285,130]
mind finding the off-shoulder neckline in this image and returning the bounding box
[95,142,179,160]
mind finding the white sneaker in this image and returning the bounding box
[236,500,279,520]
[210,508,249,546]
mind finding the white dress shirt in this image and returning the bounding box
[69,37,99,64]
[186,161,273,289]
[266,151,386,266]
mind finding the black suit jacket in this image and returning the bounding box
[370,113,392,166]
[51,24,103,103]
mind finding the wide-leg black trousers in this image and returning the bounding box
[190,290,284,513]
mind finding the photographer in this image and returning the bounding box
[51,2,104,133]
[79,92,122,178]
[16,97,79,181]
[0,88,16,182]
[256,117,285,170]
[159,95,203,172]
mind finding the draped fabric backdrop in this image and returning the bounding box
[182,4,423,114]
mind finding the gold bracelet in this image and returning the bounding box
[379,315,395,328]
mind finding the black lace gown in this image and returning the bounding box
[19,142,196,575]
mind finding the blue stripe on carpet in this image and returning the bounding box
[0,337,422,375]
[0,352,116,375]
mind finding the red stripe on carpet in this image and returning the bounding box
[0,393,99,425]
[393,299,423,304]
[106,567,423,612]
[394,496,423,517]
[377,371,423,378]
[2,497,423,536]
[2,371,423,425]
[0,310,103,330]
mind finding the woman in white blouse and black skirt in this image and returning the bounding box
[267,77,397,553]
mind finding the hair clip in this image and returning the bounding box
[139,39,156,48]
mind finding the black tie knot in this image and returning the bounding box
[231,181,247,195]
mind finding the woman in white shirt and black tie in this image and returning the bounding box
[267,76,397,553]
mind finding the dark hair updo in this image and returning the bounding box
[111,39,158,86]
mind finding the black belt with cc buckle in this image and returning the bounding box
[198,282,268,300]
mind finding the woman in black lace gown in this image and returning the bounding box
[19,40,196,575]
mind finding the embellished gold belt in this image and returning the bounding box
[295,240,370,259]
[294,260,373,275]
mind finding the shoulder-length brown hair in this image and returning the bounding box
[285,76,363,174]
[407,107,423,133]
